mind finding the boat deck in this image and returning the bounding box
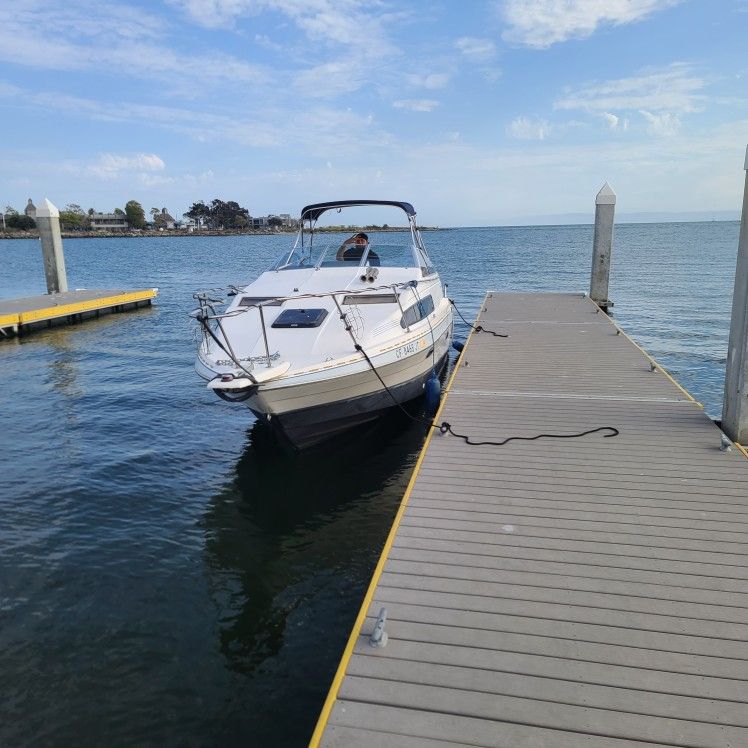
[0,288,157,337]
[312,291,748,748]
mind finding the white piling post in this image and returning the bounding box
[590,183,616,309]
[35,198,68,294]
[722,146,748,445]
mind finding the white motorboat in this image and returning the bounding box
[192,200,453,448]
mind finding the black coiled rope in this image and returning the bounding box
[438,422,619,446]
[450,299,509,338]
[353,344,620,448]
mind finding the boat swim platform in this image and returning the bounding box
[311,291,748,748]
[0,288,158,338]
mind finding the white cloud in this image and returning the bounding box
[555,63,706,114]
[455,36,497,63]
[0,3,269,89]
[292,3,378,45]
[23,1,163,41]
[639,110,681,136]
[0,83,390,157]
[601,112,628,131]
[602,112,620,129]
[295,61,365,97]
[170,0,255,29]
[507,116,551,140]
[393,99,440,112]
[170,0,396,51]
[0,80,21,97]
[254,33,285,51]
[482,69,503,83]
[136,168,213,188]
[408,73,450,90]
[502,0,682,48]
[88,153,166,180]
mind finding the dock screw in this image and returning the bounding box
[720,434,732,452]
[615,329,620,336]
[649,363,657,373]
[369,607,388,648]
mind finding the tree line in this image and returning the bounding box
[183,199,259,229]
[3,198,258,231]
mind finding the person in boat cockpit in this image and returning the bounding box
[336,231,369,261]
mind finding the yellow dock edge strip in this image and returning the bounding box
[584,295,701,407]
[17,289,157,324]
[307,296,482,748]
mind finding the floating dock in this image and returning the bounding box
[312,291,748,748]
[0,288,157,337]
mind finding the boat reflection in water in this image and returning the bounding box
[200,396,441,745]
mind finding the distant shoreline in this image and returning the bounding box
[0,219,737,240]
[0,226,441,240]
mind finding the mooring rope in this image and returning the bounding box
[438,422,619,445]
[353,342,620,448]
[449,299,509,338]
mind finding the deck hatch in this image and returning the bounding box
[271,308,328,328]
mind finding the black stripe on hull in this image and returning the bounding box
[255,352,449,449]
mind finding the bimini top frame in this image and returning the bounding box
[300,200,416,222]
[273,199,434,275]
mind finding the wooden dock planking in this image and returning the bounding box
[0,288,157,337]
[312,292,748,748]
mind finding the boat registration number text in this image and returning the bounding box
[395,339,425,359]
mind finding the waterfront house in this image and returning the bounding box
[90,213,129,230]
[251,213,297,229]
[154,208,176,230]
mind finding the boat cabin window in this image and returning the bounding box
[238,297,284,307]
[341,294,397,305]
[400,295,434,328]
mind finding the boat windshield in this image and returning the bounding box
[272,236,431,271]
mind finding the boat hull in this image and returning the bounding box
[245,316,453,448]
[260,348,450,449]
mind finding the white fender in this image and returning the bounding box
[207,361,291,389]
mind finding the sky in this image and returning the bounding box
[1,0,747,226]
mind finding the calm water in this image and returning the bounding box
[0,222,740,746]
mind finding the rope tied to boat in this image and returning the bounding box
[352,342,620,448]
[438,422,620,446]
[449,299,509,338]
